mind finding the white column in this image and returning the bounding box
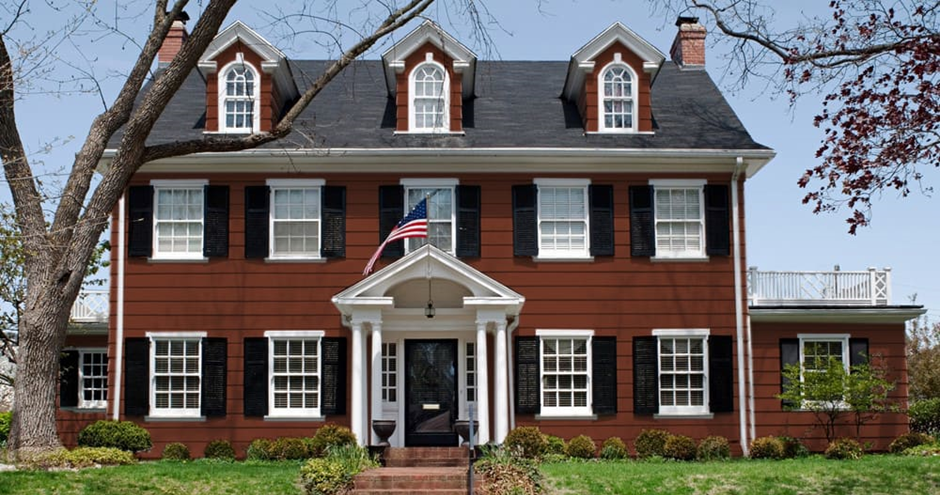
[475,322,491,444]
[494,320,509,443]
[351,322,364,446]
[370,322,383,445]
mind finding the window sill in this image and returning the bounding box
[585,130,656,136]
[60,407,106,414]
[264,257,327,264]
[204,130,253,135]
[650,256,710,263]
[264,415,326,422]
[148,257,209,264]
[534,414,598,421]
[653,413,714,420]
[532,256,594,263]
[394,130,466,136]
[144,415,207,422]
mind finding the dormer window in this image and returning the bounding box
[219,60,259,132]
[599,60,637,132]
[409,60,449,132]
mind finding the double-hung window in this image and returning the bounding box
[599,59,636,132]
[799,334,849,402]
[266,331,323,418]
[219,60,259,133]
[409,61,448,132]
[537,329,593,417]
[535,179,590,259]
[149,333,204,418]
[268,179,324,259]
[402,179,456,254]
[653,329,709,415]
[650,179,705,259]
[152,181,207,260]
[79,350,108,409]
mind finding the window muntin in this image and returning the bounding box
[600,65,634,131]
[381,342,397,404]
[270,187,321,258]
[654,187,705,258]
[466,342,476,403]
[269,338,321,415]
[658,337,708,415]
[151,338,201,417]
[153,187,204,259]
[540,337,591,415]
[799,335,850,402]
[79,350,107,409]
[404,186,454,254]
[409,62,448,132]
[538,185,589,257]
[221,64,258,132]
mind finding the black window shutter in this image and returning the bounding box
[633,336,658,415]
[243,338,268,418]
[592,337,617,415]
[708,335,734,413]
[849,338,869,368]
[456,185,481,258]
[124,338,150,416]
[589,185,615,257]
[379,185,405,259]
[779,338,800,409]
[244,186,270,259]
[515,336,540,414]
[321,186,346,258]
[201,338,227,417]
[512,185,538,256]
[322,337,347,416]
[704,184,731,256]
[59,350,80,408]
[127,186,154,257]
[629,186,655,257]
[204,185,230,258]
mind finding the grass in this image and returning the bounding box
[0,460,304,495]
[542,455,940,495]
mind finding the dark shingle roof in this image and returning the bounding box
[123,60,769,151]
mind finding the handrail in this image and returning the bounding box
[747,267,891,306]
[71,289,109,323]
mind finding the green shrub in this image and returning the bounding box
[777,436,809,459]
[204,439,236,460]
[909,398,940,436]
[635,429,671,459]
[566,435,596,459]
[696,435,730,461]
[749,436,785,460]
[300,458,352,495]
[544,435,566,456]
[889,432,935,454]
[26,447,137,469]
[825,437,864,460]
[599,437,629,460]
[504,426,548,459]
[162,442,191,461]
[310,424,356,457]
[77,420,152,453]
[246,438,274,460]
[475,445,542,495]
[323,444,378,473]
[272,437,313,460]
[0,411,11,445]
[663,434,696,461]
[902,442,940,456]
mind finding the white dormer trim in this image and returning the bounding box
[408,58,450,133]
[382,20,476,99]
[217,59,262,133]
[597,58,639,134]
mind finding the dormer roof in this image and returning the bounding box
[562,22,666,101]
[382,20,477,98]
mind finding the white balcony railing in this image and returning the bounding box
[71,289,109,324]
[747,267,891,307]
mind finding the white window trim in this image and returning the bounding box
[147,332,205,419]
[150,180,209,261]
[77,348,108,410]
[265,330,324,419]
[408,56,450,133]
[536,329,594,418]
[653,328,710,416]
[265,179,326,260]
[401,179,457,255]
[597,56,639,134]
[797,334,851,379]
[217,58,261,134]
[649,179,707,261]
[534,179,591,260]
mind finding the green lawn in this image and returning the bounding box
[542,456,940,495]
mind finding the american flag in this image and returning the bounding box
[363,198,428,275]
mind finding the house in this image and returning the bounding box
[56,16,924,457]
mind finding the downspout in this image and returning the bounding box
[507,315,520,432]
[112,193,126,421]
[732,157,748,456]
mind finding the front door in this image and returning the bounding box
[404,339,458,446]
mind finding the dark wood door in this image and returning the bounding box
[404,339,458,446]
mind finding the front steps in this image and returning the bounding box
[384,446,469,467]
[351,447,474,495]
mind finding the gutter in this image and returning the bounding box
[731,157,749,455]
[112,193,126,421]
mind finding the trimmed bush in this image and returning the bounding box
[749,436,785,460]
[246,438,274,460]
[889,432,935,454]
[696,435,730,461]
[0,411,11,445]
[663,434,696,461]
[545,435,566,456]
[272,437,313,460]
[776,436,809,459]
[902,442,940,456]
[300,458,352,495]
[566,435,596,459]
[162,442,191,461]
[475,445,542,495]
[504,426,548,459]
[825,437,864,460]
[909,398,940,436]
[26,447,137,469]
[204,439,236,460]
[635,429,671,459]
[77,420,152,453]
[599,437,629,460]
[310,424,356,457]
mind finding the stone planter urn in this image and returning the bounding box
[371,419,396,447]
[454,419,478,446]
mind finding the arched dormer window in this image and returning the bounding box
[409,60,449,132]
[219,60,260,133]
[598,60,637,133]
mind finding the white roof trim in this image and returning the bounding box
[749,307,925,324]
[198,21,298,102]
[381,20,477,98]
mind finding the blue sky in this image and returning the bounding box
[12,0,938,318]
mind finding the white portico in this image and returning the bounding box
[332,245,524,447]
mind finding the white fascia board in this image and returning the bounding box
[564,22,666,99]
[201,21,286,65]
[749,307,926,324]
[381,20,477,97]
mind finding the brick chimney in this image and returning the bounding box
[157,12,190,67]
[670,16,706,67]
